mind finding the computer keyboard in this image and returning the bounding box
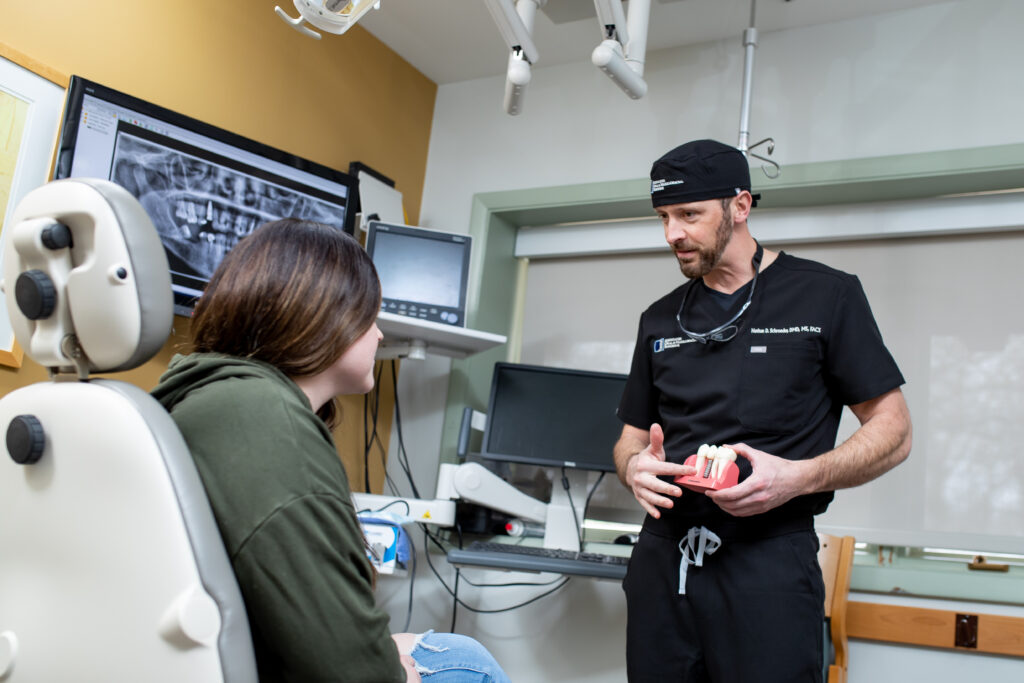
[446,540,630,580]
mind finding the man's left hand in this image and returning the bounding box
[705,443,809,517]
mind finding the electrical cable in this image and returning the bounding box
[421,528,571,613]
[390,360,421,498]
[450,522,463,631]
[457,573,567,589]
[357,499,412,516]
[402,530,416,632]
[561,466,584,548]
[582,471,606,527]
[362,362,385,492]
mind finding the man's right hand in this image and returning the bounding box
[623,423,693,519]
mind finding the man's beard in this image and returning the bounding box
[675,208,734,279]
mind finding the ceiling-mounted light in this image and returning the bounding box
[275,0,381,40]
[591,0,650,101]
[485,0,545,115]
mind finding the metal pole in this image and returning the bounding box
[737,0,758,154]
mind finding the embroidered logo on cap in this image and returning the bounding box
[651,178,685,193]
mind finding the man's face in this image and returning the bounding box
[656,198,733,279]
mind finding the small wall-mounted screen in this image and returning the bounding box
[53,76,357,316]
[365,221,471,327]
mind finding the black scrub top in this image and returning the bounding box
[618,251,904,536]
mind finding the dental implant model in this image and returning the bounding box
[676,443,740,492]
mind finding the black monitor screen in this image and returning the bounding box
[53,76,357,316]
[365,221,471,327]
[480,363,626,472]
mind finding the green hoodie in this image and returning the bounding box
[152,353,404,683]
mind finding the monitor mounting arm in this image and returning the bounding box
[435,462,588,551]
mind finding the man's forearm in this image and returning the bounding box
[802,389,912,494]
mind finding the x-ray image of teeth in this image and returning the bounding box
[110,129,347,281]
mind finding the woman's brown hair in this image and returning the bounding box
[190,218,381,426]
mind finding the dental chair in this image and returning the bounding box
[0,178,257,682]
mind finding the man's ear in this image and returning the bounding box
[731,191,753,223]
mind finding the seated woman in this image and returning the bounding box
[152,219,509,683]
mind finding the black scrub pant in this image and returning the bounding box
[623,524,824,683]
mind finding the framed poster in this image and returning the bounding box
[0,44,66,367]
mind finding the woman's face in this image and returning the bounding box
[330,322,384,395]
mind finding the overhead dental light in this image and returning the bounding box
[591,0,650,100]
[275,0,381,40]
[484,0,544,115]
[484,0,651,115]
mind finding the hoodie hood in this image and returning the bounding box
[153,353,307,413]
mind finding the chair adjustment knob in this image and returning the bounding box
[40,221,73,250]
[15,270,57,320]
[7,415,45,465]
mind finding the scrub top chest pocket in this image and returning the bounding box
[738,339,823,434]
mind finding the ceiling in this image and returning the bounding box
[357,0,952,85]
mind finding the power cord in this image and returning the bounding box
[362,362,386,492]
[421,528,571,614]
[561,467,583,549]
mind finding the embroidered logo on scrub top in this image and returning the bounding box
[653,336,694,353]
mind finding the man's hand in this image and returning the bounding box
[622,423,694,518]
[705,442,809,517]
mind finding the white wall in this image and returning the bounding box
[382,1,1024,680]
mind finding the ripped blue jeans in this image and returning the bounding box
[410,631,511,682]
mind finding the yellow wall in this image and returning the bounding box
[0,2,435,490]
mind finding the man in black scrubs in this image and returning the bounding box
[615,139,912,683]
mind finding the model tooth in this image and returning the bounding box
[708,448,724,481]
[715,447,737,480]
[696,444,711,478]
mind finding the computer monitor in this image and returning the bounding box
[53,76,357,316]
[480,362,626,473]
[364,221,471,326]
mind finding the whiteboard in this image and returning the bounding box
[520,231,1024,554]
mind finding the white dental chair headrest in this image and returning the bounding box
[3,178,173,376]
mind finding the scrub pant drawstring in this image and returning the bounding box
[677,526,721,595]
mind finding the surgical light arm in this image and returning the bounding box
[485,0,545,115]
[591,0,650,100]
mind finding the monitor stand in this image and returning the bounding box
[543,468,590,552]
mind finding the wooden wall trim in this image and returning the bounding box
[847,601,1024,658]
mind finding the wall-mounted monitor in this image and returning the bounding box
[364,220,471,327]
[53,76,357,316]
[480,363,626,473]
